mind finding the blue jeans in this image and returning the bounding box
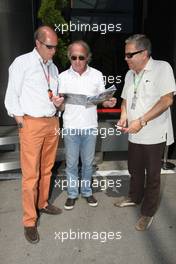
[63,128,97,198]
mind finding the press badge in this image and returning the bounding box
[131,93,137,110]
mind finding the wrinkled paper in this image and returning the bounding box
[62,85,117,107]
[86,85,117,106]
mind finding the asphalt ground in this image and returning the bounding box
[0,160,176,264]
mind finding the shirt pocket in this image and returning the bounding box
[140,80,159,107]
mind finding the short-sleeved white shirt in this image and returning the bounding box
[121,57,176,145]
[59,66,105,129]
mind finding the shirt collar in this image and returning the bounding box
[131,57,153,75]
[143,57,153,71]
[33,48,53,66]
[69,65,90,76]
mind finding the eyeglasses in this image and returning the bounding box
[70,55,86,61]
[125,49,145,59]
[39,40,57,50]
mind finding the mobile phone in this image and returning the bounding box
[115,124,128,130]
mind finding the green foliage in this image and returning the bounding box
[38,0,70,69]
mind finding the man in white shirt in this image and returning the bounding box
[114,34,176,231]
[59,40,116,210]
[5,26,64,243]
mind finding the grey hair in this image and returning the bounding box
[125,34,152,56]
[67,40,92,62]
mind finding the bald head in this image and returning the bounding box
[35,26,58,62]
[34,26,57,43]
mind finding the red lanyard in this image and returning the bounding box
[39,61,53,100]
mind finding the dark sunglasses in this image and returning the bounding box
[39,40,57,50]
[125,49,145,59]
[70,55,86,61]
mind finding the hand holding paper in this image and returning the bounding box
[86,85,117,106]
[102,97,117,108]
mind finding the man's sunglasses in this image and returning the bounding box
[70,55,86,61]
[125,49,145,59]
[39,40,57,50]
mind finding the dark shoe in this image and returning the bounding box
[39,204,62,215]
[24,226,39,244]
[64,198,76,210]
[86,195,98,207]
[114,196,136,207]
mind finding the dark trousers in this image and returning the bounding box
[128,141,165,217]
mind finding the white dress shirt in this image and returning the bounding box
[59,66,105,129]
[121,57,176,145]
[5,48,59,117]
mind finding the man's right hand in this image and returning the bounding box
[52,95,64,108]
[116,119,128,132]
[15,116,24,128]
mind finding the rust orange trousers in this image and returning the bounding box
[19,115,59,227]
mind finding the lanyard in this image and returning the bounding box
[133,70,145,95]
[39,60,53,99]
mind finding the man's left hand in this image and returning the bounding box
[103,97,117,108]
[125,119,142,134]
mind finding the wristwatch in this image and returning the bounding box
[17,122,23,129]
[139,117,147,127]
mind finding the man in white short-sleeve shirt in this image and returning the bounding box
[114,34,176,231]
[59,40,116,210]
